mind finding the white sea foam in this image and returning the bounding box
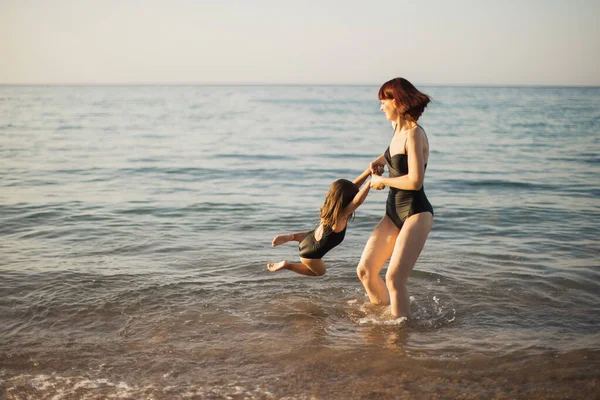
[2,373,282,400]
[3,374,139,400]
[357,316,408,326]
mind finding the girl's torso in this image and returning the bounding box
[298,222,346,260]
[314,220,345,241]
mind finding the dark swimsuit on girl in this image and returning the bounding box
[298,226,346,259]
[384,146,434,229]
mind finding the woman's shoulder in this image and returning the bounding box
[407,125,429,145]
[407,124,426,137]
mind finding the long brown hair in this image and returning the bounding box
[378,77,431,122]
[320,179,359,228]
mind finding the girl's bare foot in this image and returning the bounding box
[267,260,289,272]
[272,234,291,247]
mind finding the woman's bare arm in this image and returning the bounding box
[370,154,386,176]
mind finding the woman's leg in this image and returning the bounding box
[356,215,400,305]
[267,258,326,276]
[385,212,433,318]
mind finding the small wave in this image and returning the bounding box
[157,167,216,175]
[283,135,331,143]
[317,152,375,159]
[510,122,549,129]
[581,156,600,165]
[4,179,59,187]
[310,107,348,115]
[127,157,161,163]
[211,153,297,161]
[305,167,359,176]
[253,98,328,105]
[182,202,262,213]
[114,166,220,180]
[458,179,556,191]
[52,167,103,175]
[56,125,83,131]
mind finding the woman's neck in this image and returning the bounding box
[394,120,417,134]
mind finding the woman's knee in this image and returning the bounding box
[385,271,408,292]
[356,263,373,282]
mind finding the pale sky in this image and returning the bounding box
[1,0,599,85]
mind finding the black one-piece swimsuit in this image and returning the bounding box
[384,146,434,229]
[298,226,346,259]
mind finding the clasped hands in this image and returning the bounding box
[369,163,386,190]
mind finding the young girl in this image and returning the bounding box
[267,168,372,276]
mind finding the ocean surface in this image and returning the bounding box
[1,84,599,399]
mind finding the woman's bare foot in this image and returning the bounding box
[267,260,289,272]
[272,234,292,247]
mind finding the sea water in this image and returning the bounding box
[1,85,599,399]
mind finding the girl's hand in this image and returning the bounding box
[272,234,292,247]
[370,161,385,176]
[370,174,386,190]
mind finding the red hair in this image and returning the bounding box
[378,78,431,122]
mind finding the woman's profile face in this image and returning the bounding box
[380,99,398,121]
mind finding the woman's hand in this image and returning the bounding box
[370,174,386,190]
[370,161,385,176]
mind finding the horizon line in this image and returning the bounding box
[1,82,599,88]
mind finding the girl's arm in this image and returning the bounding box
[370,129,426,191]
[290,231,309,241]
[271,231,308,247]
[340,178,371,220]
[353,167,372,187]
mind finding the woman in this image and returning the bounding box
[357,77,434,319]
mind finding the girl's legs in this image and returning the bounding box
[267,258,326,276]
[385,212,433,318]
[356,215,399,305]
[268,231,323,276]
